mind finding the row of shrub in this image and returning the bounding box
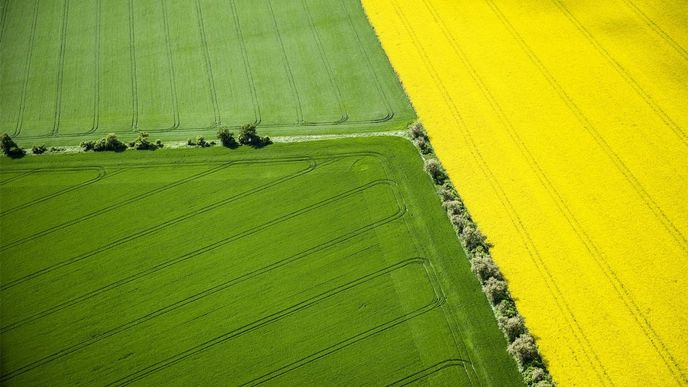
[1,134,63,158]
[1,124,274,159]
[409,121,554,387]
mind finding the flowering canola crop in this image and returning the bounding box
[362,0,688,385]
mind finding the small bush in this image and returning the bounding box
[49,146,65,153]
[156,139,163,148]
[500,315,526,342]
[31,145,47,155]
[438,184,458,201]
[80,140,95,151]
[508,334,540,369]
[443,200,464,216]
[483,277,509,305]
[217,127,239,148]
[495,300,518,319]
[471,254,503,283]
[449,213,470,233]
[130,132,161,150]
[238,123,271,148]
[409,121,426,140]
[523,366,551,385]
[424,159,447,184]
[461,225,491,253]
[188,136,212,148]
[414,137,432,154]
[1,134,25,158]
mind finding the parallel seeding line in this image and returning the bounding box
[620,0,688,62]
[1,179,400,337]
[195,0,221,127]
[436,1,688,383]
[0,170,37,187]
[340,0,395,123]
[387,359,469,387]
[110,258,431,386]
[0,162,235,254]
[128,0,138,130]
[1,226,384,380]
[552,0,688,149]
[160,0,180,131]
[266,0,304,125]
[51,0,69,136]
[11,0,39,137]
[0,167,106,217]
[392,2,613,385]
[88,0,101,134]
[0,159,316,296]
[301,0,348,125]
[229,0,261,126]
[0,0,9,45]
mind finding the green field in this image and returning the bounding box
[0,0,414,145]
[0,138,521,385]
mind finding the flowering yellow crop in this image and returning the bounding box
[362,0,688,385]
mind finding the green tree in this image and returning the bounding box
[1,134,26,158]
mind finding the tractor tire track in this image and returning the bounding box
[195,0,220,127]
[340,0,394,124]
[11,0,39,137]
[109,258,428,387]
[393,2,613,384]
[128,0,138,131]
[387,359,469,387]
[1,203,399,381]
[0,162,235,253]
[160,0,180,131]
[0,166,106,217]
[302,0,348,125]
[266,0,303,125]
[552,0,688,150]
[432,0,687,383]
[229,0,261,126]
[1,179,399,336]
[0,158,316,295]
[50,0,69,136]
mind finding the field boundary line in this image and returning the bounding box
[0,158,316,297]
[128,0,138,130]
[0,178,401,335]
[0,166,106,217]
[340,0,394,124]
[433,0,687,383]
[392,2,612,384]
[1,199,403,381]
[108,258,431,386]
[620,0,688,62]
[195,0,220,127]
[229,0,261,126]
[11,0,39,137]
[160,0,180,131]
[301,0,348,125]
[51,0,70,136]
[552,0,688,148]
[387,359,469,387]
[266,0,303,125]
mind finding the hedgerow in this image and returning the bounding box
[408,120,554,386]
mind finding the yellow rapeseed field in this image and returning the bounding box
[362,0,688,385]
